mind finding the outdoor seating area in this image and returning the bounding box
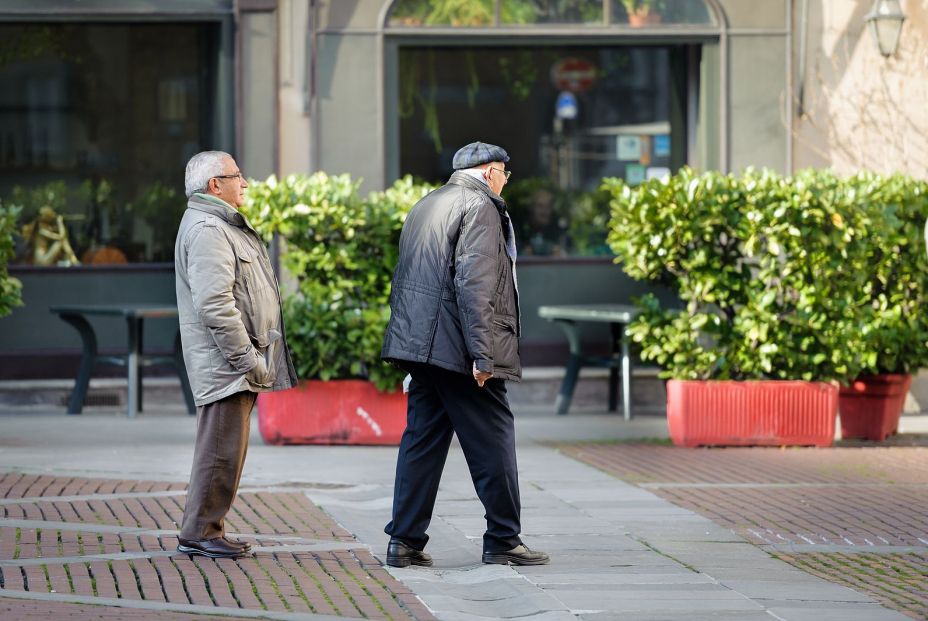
[50,304,195,417]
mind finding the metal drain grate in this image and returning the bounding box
[59,392,123,407]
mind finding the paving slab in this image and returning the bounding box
[0,410,914,620]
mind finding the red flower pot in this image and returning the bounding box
[838,374,911,441]
[257,380,407,445]
[666,379,838,447]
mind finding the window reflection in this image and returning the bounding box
[0,23,218,266]
[398,45,692,257]
[500,0,603,25]
[388,0,496,26]
[388,0,714,27]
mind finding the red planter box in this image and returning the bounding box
[666,379,838,447]
[838,374,911,441]
[257,380,407,445]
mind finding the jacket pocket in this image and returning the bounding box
[234,252,257,332]
[236,247,278,338]
[491,316,519,371]
[247,329,281,387]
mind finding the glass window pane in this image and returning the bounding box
[388,0,497,27]
[397,45,692,257]
[1,23,220,266]
[500,0,604,25]
[611,0,714,26]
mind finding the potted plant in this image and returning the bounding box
[604,168,888,447]
[838,174,928,441]
[0,199,23,318]
[240,173,436,445]
[621,0,664,26]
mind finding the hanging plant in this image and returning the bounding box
[417,51,442,153]
[464,51,480,109]
[498,51,538,101]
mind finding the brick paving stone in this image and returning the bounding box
[0,472,433,620]
[0,596,237,619]
[69,561,95,596]
[559,442,928,620]
[88,560,118,598]
[191,555,239,609]
[215,558,265,610]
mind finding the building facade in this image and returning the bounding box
[1,0,924,377]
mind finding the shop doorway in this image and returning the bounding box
[395,43,699,257]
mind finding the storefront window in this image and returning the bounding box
[397,45,692,257]
[0,23,221,266]
[388,0,714,27]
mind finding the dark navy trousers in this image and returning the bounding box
[384,362,522,554]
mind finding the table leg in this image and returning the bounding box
[126,317,141,418]
[621,328,632,421]
[174,331,196,415]
[137,318,144,413]
[553,319,582,415]
[608,323,622,412]
[58,313,97,415]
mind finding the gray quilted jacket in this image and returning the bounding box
[174,193,296,406]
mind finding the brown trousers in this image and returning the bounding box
[180,390,256,541]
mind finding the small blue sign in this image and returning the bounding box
[654,134,671,157]
[555,91,578,120]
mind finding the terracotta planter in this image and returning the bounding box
[838,374,911,441]
[257,379,407,446]
[666,379,838,447]
[628,12,662,26]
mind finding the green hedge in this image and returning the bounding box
[241,173,437,391]
[605,167,928,382]
[0,200,22,318]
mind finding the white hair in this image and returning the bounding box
[184,150,232,198]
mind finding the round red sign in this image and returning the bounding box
[550,57,597,93]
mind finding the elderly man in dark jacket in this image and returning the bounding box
[381,141,549,568]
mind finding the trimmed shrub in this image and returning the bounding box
[0,200,22,317]
[241,173,437,391]
[605,167,928,382]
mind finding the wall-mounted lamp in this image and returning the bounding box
[866,0,906,57]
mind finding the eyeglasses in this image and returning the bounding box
[213,172,245,181]
[489,167,512,180]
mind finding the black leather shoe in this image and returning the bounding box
[224,536,252,552]
[386,539,433,568]
[177,537,249,558]
[483,545,549,566]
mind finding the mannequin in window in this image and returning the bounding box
[22,206,80,266]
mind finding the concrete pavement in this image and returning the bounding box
[0,407,914,620]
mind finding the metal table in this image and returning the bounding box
[538,304,640,419]
[50,304,196,417]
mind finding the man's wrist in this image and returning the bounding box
[473,359,493,373]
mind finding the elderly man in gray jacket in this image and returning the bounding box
[174,150,296,559]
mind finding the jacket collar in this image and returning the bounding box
[447,171,507,212]
[188,193,258,233]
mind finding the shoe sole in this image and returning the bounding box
[386,555,433,568]
[177,544,248,559]
[482,553,550,566]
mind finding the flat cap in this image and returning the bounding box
[452,141,510,170]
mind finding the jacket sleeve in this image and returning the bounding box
[454,197,500,373]
[185,223,259,373]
